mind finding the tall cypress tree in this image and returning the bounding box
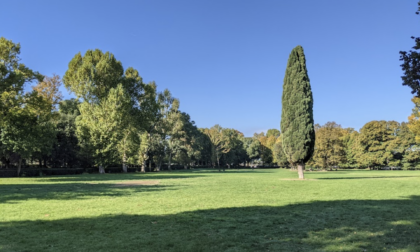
[280,45,315,179]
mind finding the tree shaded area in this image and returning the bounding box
[0,182,177,204]
[1,197,419,251]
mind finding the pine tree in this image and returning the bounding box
[280,45,315,179]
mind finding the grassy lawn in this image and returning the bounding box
[1,169,420,252]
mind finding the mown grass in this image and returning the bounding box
[1,169,420,251]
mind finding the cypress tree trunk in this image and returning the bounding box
[280,45,315,180]
[297,162,304,179]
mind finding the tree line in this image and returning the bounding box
[2,36,420,176]
[0,37,281,175]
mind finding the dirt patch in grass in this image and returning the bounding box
[113,180,160,187]
[280,179,318,181]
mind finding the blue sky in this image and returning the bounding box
[2,0,418,136]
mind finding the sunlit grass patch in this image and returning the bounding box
[1,169,420,251]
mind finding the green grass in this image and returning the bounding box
[1,169,420,252]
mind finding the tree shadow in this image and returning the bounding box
[0,182,179,204]
[317,176,418,180]
[2,196,420,251]
[34,173,208,182]
[190,168,276,174]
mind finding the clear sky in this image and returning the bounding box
[2,0,418,136]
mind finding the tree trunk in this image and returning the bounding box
[184,164,187,169]
[227,163,231,169]
[297,163,305,179]
[141,160,146,173]
[122,153,128,173]
[148,159,152,172]
[168,152,172,171]
[99,165,105,174]
[157,160,162,172]
[17,158,22,177]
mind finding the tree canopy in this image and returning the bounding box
[1,35,419,176]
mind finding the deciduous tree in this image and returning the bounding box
[311,122,346,170]
[63,49,124,103]
[399,1,420,96]
[33,74,63,109]
[357,121,400,169]
[273,137,289,168]
[0,37,47,175]
[203,125,231,169]
[76,84,131,173]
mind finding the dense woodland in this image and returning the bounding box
[1,36,420,176]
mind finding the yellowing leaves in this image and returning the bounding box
[407,97,420,143]
[32,74,63,108]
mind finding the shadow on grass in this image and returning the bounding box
[190,169,276,174]
[0,183,178,203]
[316,176,419,180]
[34,173,208,182]
[2,196,420,251]
[32,169,273,182]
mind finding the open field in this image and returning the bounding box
[1,169,420,251]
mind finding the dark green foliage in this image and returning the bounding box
[280,45,315,164]
[196,129,213,165]
[400,1,420,96]
[243,137,260,161]
[50,99,90,168]
[174,112,202,166]
[0,37,52,173]
[59,98,80,115]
